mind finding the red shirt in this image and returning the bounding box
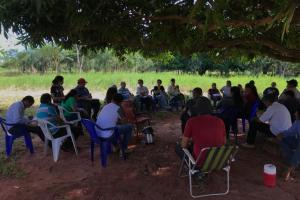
[184,115,226,165]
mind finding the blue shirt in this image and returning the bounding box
[282,120,300,138]
[118,88,131,99]
[36,103,59,134]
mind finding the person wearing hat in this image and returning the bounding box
[75,78,101,120]
[242,93,292,148]
[280,79,300,101]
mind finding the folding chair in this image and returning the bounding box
[179,145,238,198]
[37,119,78,162]
[0,117,34,156]
[57,106,81,125]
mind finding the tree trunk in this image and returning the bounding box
[75,44,84,73]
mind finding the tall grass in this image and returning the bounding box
[0,71,297,94]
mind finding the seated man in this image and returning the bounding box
[36,93,81,150]
[263,82,280,98]
[96,94,132,156]
[208,83,222,107]
[280,79,300,101]
[180,115,226,166]
[242,93,292,148]
[118,81,133,100]
[279,90,300,122]
[151,79,168,110]
[180,87,213,133]
[277,108,300,181]
[167,78,184,109]
[75,78,101,120]
[136,79,153,112]
[5,96,44,141]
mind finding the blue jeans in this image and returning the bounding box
[281,136,300,167]
[116,124,133,150]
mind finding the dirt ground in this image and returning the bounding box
[0,112,300,200]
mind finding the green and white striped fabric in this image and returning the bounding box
[201,146,236,173]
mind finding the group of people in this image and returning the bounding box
[4,75,300,180]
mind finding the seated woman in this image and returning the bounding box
[36,93,81,150]
[217,86,244,139]
[61,89,89,121]
[151,79,168,110]
[208,83,222,108]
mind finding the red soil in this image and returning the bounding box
[0,113,300,200]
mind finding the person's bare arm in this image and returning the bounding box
[181,136,189,148]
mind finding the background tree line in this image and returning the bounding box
[0,45,299,76]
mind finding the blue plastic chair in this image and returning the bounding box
[81,118,125,167]
[242,100,260,132]
[0,117,34,156]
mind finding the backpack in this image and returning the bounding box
[142,126,154,144]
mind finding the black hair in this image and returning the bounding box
[287,79,298,87]
[193,87,202,96]
[171,78,175,82]
[52,75,64,84]
[40,93,52,104]
[112,93,124,104]
[22,96,35,104]
[63,89,77,102]
[105,86,118,104]
[245,83,259,99]
[138,79,143,84]
[284,90,295,98]
[157,79,162,83]
[262,93,276,103]
[249,80,255,85]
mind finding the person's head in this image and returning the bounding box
[105,86,118,104]
[138,79,144,86]
[231,86,243,106]
[271,82,276,88]
[112,93,124,105]
[192,87,203,98]
[64,89,78,101]
[52,75,64,85]
[22,96,35,108]
[77,78,87,87]
[212,83,217,89]
[157,79,162,86]
[249,80,255,86]
[226,80,231,86]
[283,90,295,99]
[245,83,259,98]
[120,81,126,89]
[262,93,277,107]
[171,78,175,85]
[40,93,52,105]
[287,79,298,89]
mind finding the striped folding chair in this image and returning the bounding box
[178,145,238,198]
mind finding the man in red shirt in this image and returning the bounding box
[181,115,226,165]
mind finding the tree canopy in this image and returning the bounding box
[0,0,299,62]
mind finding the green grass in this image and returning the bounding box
[0,153,25,178]
[0,71,297,95]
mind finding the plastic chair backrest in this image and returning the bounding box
[0,117,12,136]
[37,119,56,140]
[81,118,99,142]
[57,106,67,121]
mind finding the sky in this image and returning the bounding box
[0,30,24,51]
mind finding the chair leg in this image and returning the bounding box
[24,133,34,154]
[52,140,62,162]
[178,156,188,177]
[69,134,78,155]
[5,136,13,157]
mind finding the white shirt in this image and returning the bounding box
[96,103,120,138]
[259,102,292,135]
[167,85,179,96]
[221,86,231,97]
[136,86,149,96]
[6,101,30,129]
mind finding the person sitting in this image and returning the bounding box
[118,81,132,100]
[50,75,65,104]
[96,94,133,157]
[277,108,300,181]
[61,89,88,121]
[151,79,168,110]
[106,86,118,104]
[5,96,44,141]
[36,93,81,150]
[208,83,222,108]
[217,86,244,139]
[242,93,292,148]
[221,80,232,98]
[180,114,226,166]
[136,79,153,112]
[280,79,300,101]
[168,78,184,109]
[279,90,300,122]
[180,87,213,133]
[263,82,280,98]
[75,78,101,120]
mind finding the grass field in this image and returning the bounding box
[0,71,298,95]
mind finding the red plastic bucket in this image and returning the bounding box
[263,164,276,187]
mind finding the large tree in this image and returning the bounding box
[0,0,299,62]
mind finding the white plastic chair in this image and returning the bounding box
[37,119,78,162]
[57,106,81,125]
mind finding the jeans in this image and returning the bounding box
[8,124,45,141]
[246,120,274,144]
[154,95,168,109]
[116,124,133,150]
[281,137,300,167]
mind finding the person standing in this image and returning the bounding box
[50,75,65,104]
